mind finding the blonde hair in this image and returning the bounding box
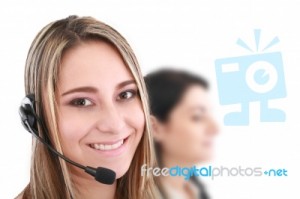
[21,15,158,199]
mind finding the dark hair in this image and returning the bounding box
[144,68,209,122]
[144,68,210,199]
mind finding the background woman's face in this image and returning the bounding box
[56,40,145,179]
[158,85,218,164]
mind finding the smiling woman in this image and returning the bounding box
[16,15,159,199]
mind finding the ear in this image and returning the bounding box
[150,115,164,142]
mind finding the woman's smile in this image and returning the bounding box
[87,135,131,157]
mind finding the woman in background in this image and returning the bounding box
[145,68,219,199]
[16,15,158,199]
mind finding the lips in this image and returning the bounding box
[88,136,129,151]
[89,139,124,151]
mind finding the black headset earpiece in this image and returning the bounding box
[19,94,38,134]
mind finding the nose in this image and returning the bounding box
[95,103,126,134]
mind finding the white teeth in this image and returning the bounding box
[100,144,105,150]
[90,139,124,151]
[105,145,111,150]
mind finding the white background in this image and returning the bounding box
[1,0,299,198]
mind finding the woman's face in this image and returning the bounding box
[56,40,145,179]
[155,85,218,165]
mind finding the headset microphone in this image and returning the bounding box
[19,94,116,185]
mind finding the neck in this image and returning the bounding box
[71,167,116,199]
[160,153,196,198]
[161,151,195,168]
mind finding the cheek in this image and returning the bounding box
[163,120,207,158]
[187,123,206,144]
[57,109,93,154]
[162,122,189,155]
[113,102,145,178]
[185,122,214,162]
[125,102,145,142]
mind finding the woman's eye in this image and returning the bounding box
[192,115,203,121]
[117,90,137,100]
[70,98,93,107]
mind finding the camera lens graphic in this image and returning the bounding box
[245,61,278,93]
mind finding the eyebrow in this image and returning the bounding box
[61,79,136,96]
[188,106,206,113]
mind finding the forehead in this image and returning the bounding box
[177,85,210,110]
[57,40,133,91]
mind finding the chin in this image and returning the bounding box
[111,161,131,179]
[115,169,129,179]
[193,151,213,164]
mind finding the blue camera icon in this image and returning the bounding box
[215,30,287,125]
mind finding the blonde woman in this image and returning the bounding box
[16,15,158,199]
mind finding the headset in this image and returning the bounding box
[19,94,116,185]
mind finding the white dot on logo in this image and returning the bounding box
[246,61,278,93]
